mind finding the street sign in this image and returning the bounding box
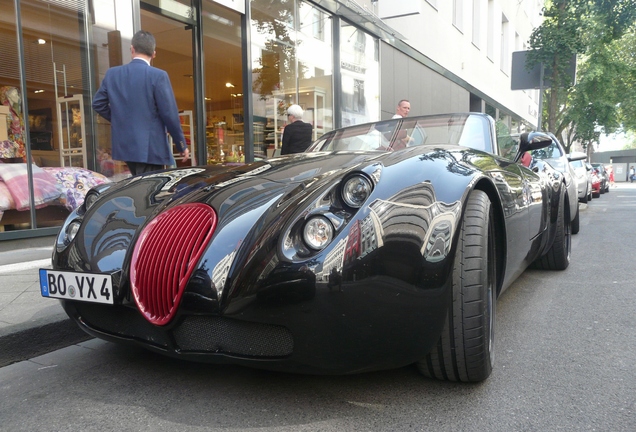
[511,50,577,90]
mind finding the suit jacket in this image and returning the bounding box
[281,120,313,155]
[92,59,185,166]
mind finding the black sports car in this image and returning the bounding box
[40,113,573,382]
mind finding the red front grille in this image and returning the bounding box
[130,203,217,325]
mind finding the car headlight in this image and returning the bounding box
[64,220,81,244]
[84,190,100,210]
[341,175,373,208]
[303,216,334,250]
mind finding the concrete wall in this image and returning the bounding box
[377,0,542,125]
[380,42,469,119]
[592,150,636,182]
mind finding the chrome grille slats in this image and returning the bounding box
[131,204,217,325]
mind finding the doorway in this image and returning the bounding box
[140,1,245,166]
[140,6,196,166]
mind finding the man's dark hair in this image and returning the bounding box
[131,30,156,56]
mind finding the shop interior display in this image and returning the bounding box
[0,85,113,231]
[205,113,245,164]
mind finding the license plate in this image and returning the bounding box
[39,269,114,304]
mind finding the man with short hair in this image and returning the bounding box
[392,100,411,119]
[93,30,189,175]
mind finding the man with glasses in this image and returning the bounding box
[281,104,313,155]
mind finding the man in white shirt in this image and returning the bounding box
[392,100,411,118]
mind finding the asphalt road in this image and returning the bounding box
[0,185,634,431]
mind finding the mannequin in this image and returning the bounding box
[0,86,26,161]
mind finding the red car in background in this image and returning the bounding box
[587,162,602,198]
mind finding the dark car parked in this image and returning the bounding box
[40,113,574,383]
[527,132,585,234]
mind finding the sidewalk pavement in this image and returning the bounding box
[0,235,90,367]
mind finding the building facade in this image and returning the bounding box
[0,0,543,238]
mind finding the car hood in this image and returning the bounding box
[59,151,416,273]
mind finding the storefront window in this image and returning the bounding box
[296,3,333,141]
[340,21,380,126]
[201,0,244,164]
[91,0,136,178]
[0,0,102,232]
[0,0,22,162]
[19,0,91,170]
[250,0,333,157]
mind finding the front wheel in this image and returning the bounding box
[580,186,588,204]
[417,190,496,382]
[571,203,580,235]
[532,188,571,270]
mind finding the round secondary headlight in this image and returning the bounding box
[83,183,112,211]
[342,175,373,208]
[65,220,81,244]
[84,191,100,210]
[303,216,334,251]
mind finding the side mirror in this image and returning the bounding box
[515,132,552,163]
[519,132,552,152]
[567,151,587,162]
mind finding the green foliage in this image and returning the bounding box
[623,131,636,149]
[527,0,636,151]
[251,1,296,101]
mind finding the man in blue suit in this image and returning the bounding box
[93,30,189,175]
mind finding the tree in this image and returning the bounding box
[623,131,636,149]
[251,1,296,102]
[527,0,636,152]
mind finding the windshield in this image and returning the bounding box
[307,114,492,153]
[570,160,585,169]
[530,140,562,160]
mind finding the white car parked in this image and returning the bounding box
[569,154,593,203]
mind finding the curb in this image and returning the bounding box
[0,318,91,368]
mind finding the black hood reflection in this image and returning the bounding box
[314,181,461,289]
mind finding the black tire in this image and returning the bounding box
[587,187,593,201]
[417,190,495,382]
[532,188,571,270]
[571,202,580,235]
[580,186,588,204]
